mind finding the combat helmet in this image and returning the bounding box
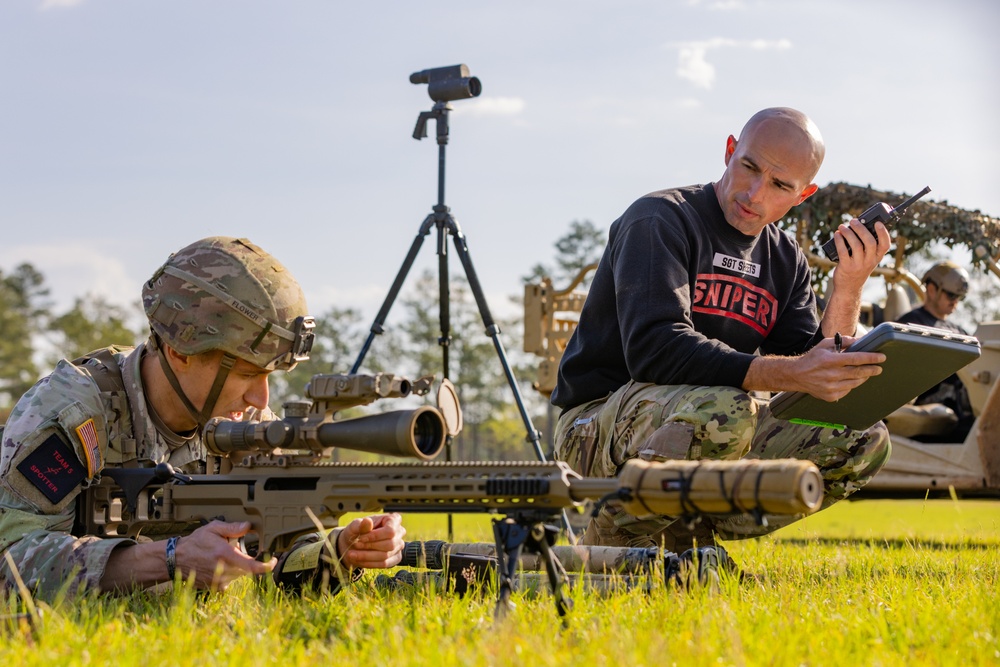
[922,261,970,298]
[142,237,314,427]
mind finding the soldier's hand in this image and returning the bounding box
[830,218,891,288]
[793,336,885,402]
[176,520,276,590]
[336,513,406,570]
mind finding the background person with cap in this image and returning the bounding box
[895,260,975,441]
[898,261,971,332]
[0,237,406,599]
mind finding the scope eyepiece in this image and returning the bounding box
[410,64,482,102]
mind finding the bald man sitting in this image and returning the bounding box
[551,108,892,558]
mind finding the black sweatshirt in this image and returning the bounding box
[551,183,821,409]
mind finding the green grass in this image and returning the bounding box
[3,499,999,666]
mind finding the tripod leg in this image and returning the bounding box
[445,219,544,457]
[351,215,436,373]
[435,218,456,543]
[444,216,578,543]
[436,219,452,379]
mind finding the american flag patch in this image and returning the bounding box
[75,418,102,477]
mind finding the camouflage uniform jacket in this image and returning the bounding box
[0,342,268,598]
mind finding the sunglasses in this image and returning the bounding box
[929,281,965,302]
[942,289,965,302]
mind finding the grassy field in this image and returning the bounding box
[3,499,998,666]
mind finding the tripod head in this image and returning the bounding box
[411,64,482,142]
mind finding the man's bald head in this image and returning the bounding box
[739,107,826,181]
[715,107,826,235]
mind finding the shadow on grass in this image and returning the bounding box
[773,536,999,551]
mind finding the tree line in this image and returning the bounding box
[0,264,136,410]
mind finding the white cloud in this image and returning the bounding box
[457,96,526,117]
[40,0,86,9]
[708,0,746,9]
[0,242,135,313]
[670,38,792,89]
[749,38,793,51]
[685,0,747,9]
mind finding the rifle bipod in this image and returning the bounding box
[492,513,572,623]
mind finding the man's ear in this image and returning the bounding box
[163,343,193,370]
[724,135,737,165]
[797,183,819,204]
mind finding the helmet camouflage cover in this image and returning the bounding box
[142,237,314,371]
[922,260,970,297]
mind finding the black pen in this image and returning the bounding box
[834,332,842,353]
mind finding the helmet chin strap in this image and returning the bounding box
[151,336,237,432]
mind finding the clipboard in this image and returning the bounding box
[768,322,981,430]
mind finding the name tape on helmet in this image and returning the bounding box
[160,265,296,342]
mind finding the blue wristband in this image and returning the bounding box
[165,536,180,581]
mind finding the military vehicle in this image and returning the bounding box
[524,182,1000,499]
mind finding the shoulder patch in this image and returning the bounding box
[74,418,103,477]
[15,432,87,505]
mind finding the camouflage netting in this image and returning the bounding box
[776,182,1000,288]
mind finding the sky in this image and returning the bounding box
[1,0,998,333]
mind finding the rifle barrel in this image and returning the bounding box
[616,458,822,516]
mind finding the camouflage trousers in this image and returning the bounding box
[554,381,891,549]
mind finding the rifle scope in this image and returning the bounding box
[204,407,447,460]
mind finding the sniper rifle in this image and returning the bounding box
[75,373,823,620]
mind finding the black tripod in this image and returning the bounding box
[351,68,568,538]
